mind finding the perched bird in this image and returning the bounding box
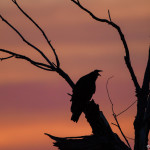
[71,70,102,123]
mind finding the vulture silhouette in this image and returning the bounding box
[71,70,102,122]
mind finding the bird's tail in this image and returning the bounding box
[71,111,82,123]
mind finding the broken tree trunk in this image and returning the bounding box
[45,100,131,150]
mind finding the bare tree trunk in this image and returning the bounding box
[134,49,150,150]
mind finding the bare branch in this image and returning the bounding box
[112,125,135,141]
[71,0,140,93]
[56,67,75,88]
[0,15,55,68]
[12,0,60,67]
[116,99,137,117]
[112,122,135,141]
[106,77,131,149]
[108,10,111,22]
[105,77,115,116]
[111,122,118,127]
[106,76,115,114]
[113,115,131,149]
[0,55,14,61]
[124,56,141,94]
[0,49,53,71]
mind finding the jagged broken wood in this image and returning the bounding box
[45,100,130,150]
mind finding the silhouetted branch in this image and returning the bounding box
[0,49,53,71]
[106,77,131,149]
[111,126,135,141]
[111,122,118,127]
[2,1,148,149]
[106,76,114,113]
[71,0,140,93]
[141,48,150,112]
[0,15,55,68]
[11,0,60,67]
[0,55,14,61]
[71,2,150,149]
[116,100,137,117]
[108,10,112,22]
[0,1,75,88]
[114,116,131,149]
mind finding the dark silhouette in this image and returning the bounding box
[71,70,102,122]
[0,0,149,150]
[45,100,130,150]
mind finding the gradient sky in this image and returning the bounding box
[0,0,150,150]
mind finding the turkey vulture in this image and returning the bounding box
[71,70,102,122]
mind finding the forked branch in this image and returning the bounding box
[0,49,53,71]
[11,0,60,67]
[71,0,140,93]
[0,1,75,88]
[0,15,55,68]
[106,77,131,149]
[0,55,14,61]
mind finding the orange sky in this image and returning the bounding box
[0,0,150,150]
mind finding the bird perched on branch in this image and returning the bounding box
[71,70,102,122]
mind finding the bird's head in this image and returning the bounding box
[93,69,103,76]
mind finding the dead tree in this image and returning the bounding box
[70,1,150,150]
[0,0,149,150]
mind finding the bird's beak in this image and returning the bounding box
[98,70,103,76]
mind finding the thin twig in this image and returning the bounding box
[1,2,75,87]
[0,55,14,61]
[0,49,53,71]
[112,123,135,141]
[116,100,137,117]
[0,15,54,68]
[108,10,111,22]
[106,76,131,149]
[114,113,131,149]
[111,122,118,127]
[12,0,60,67]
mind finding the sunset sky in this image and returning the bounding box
[0,0,150,150]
